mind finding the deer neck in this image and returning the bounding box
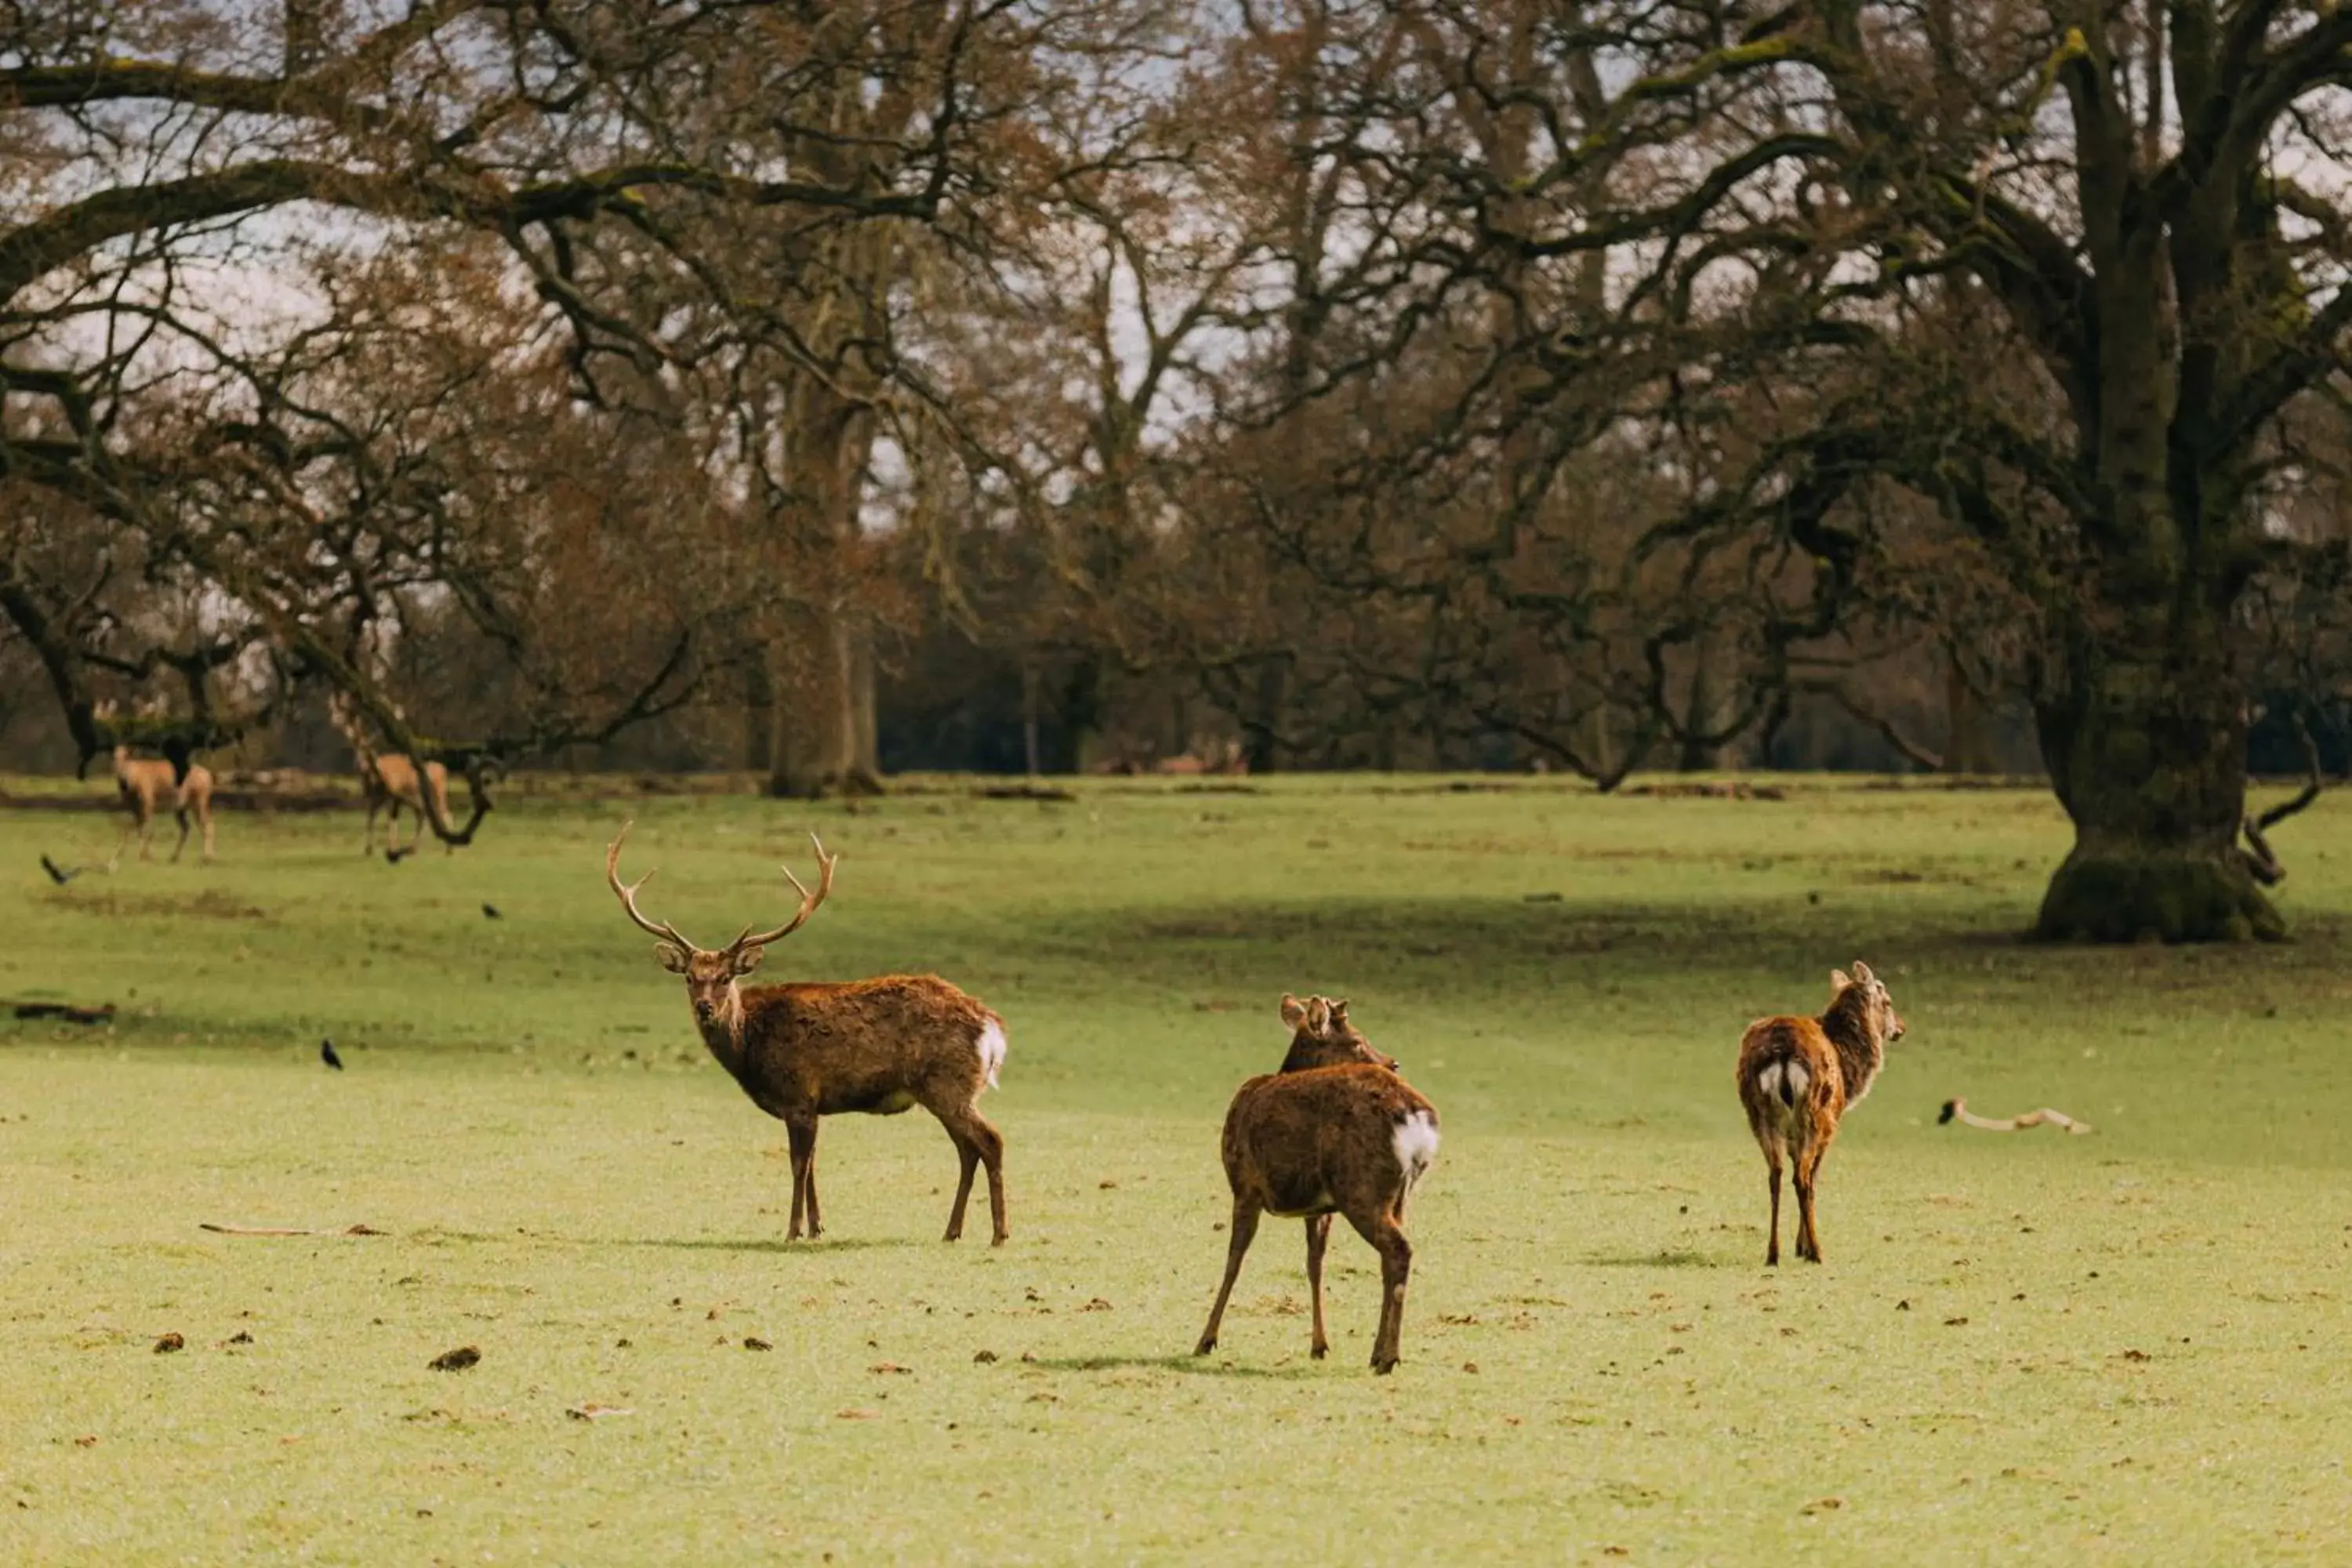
[1820,994,1886,1105]
[695,985,751,1074]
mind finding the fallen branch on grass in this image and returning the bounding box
[1937,1098,2092,1134]
[198,1222,387,1236]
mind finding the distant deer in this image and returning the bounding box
[328,692,452,858]
[1195,995,1439,1374]
[605,822,1010,1243]
[98,703,214,869]
[1735,960,1906,1265]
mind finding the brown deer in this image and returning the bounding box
[605,822,1010,1244]
[1195,995,1439,1374]
[100,706,214,869]
[328,693,452,858]
[1735,960,1906,1266]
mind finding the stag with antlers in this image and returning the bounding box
[605,822,1011,1244]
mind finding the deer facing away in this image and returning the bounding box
[606,822,1009,1244]
[1196,995,1439,1374]
[1735,960,1906,1265]
[108,747,214,868]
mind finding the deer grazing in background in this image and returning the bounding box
[605,821,1011,1244]
[1196,995,1439,1374]
[328,692,452,859]
[98,702,214,869]
[1735,960,1906,1266]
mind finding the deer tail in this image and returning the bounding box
[974,1016,1007,1091]
[1755,1056,1810,1112]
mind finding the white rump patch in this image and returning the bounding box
[1392,1110,1440,1186]
[1756,1060,1809,1120]
[975,1018,1008,1091]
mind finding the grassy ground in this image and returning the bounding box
[2,774,2347,1565]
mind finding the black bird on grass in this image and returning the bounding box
[40,854,81,885]
[321,1038,344,1071]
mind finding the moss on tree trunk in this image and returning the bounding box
[2032,648,2279,943]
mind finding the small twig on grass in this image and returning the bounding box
[1937,1098,2092,1134]
[198,1222,387,1236]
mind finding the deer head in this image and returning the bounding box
[605,820,838,1026]
[1831,960,1906,1043]
[1276,993,1399,1073]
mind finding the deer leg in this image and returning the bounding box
[785,1116,818,1241]
[201,804,214,862]
[941,1121,981,1243]
[110,816,139,872]
[172,804,192,862]
[1794,1147,1825,1263]
[1346,1209,1414,1374]
[1305,1213,1334,1359]
[362,798,379,855]
[803,1135,824,1238]
[1194,1198,1262,1356]
[970,1109,1009,1245]
[1764,1149,1784,1267]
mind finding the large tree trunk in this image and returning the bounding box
[742,652,775,775]
[766,605,880,798]
[2032,637,2277,942]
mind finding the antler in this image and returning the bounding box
[605,820,698,953]
[728,833,839,953]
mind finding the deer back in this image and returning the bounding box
[729,974,1000,1117]
[1221,1065,1438,1218]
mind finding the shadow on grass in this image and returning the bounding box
[618,1235,920,1255]
[1024,1352,1323,1381]
[1581,1247,1732,1269]
[416,1229,920,1254]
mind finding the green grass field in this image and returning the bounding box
[2,775,2348,1564]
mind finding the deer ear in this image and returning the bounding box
[1330,999,1350,1026]
[1305,997,1331,1033]
[657,945,690,974]
[1279,994,1307,1029]
[1849,960,1875,985]
[1830,968,1852,992]
[731,946,764,977]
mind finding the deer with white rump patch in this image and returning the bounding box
[606,822,1009,1243]
[1195,995,1439,1374]
[1735,960,1905,1265]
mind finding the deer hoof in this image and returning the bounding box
[1311,1344,1328,1360]
[1192,1338,1215,1356]
[1371,1356,1398,1375]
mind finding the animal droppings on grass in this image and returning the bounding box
[1080,1298,1112,1312]
[1896,1300,1910,1310]
[973,1350,997,1363]
[223,1331,252,1345]
[1462,1361,1479,1374]
[71,1436,96,1448]
[1098,1179,1117,1189]
[743,1337,772,1352]
[837,1408,880,1420]
[1945,1317,1969,1327]
[153,1332,183,1353]
[2120,1348,2151,1363]
[1802,1497,1846,1515]
[615,1338,631,1348]
[427,1345,481,1371]
[869,1362,911,1374]
[566,1404,633,1421]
